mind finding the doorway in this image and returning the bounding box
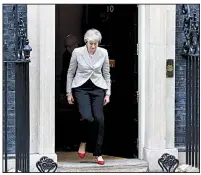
[55,4,138,159]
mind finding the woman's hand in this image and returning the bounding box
[67,93,74,104]
[104,95,110,105]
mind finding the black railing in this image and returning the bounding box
[3,5,32,172]
[15,59,31,173]
[184,54,200,168]
[3,62,8,173]
[182,4,200,169]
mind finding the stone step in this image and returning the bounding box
[57,159,149,172]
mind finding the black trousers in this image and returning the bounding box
[73,79,105,156]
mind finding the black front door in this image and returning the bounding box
[83,4,138,158]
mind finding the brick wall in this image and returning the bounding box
[3,4,27,154]
[175,4,200,150]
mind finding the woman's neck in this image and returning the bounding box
[88,49,95,55]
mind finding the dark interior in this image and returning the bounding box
[55,4,138,158]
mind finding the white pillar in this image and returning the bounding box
[165,5,176,149]
[38,5,55,155]
[140,5,178,171]
[28,5,57,172]
[28,4,40,155]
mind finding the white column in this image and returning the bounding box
[165,5,176,149]
[141,5,178,171]
[145,5,167,149]
[28,5,57,172]
[28,4,40,154]
[38,5,55,155]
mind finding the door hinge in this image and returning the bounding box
[137,43,139,55]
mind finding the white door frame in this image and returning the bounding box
[138,5,146,160]
[28,4,146,162]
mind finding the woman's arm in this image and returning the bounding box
[66,49,78,94]
[102,50,111,96]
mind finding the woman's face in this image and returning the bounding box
[87,41,98,54]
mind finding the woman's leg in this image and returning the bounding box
[79,119,88,143]
[74,88,94,122]
[74,88,94,153]
[90,88,105,157]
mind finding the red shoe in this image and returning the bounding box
[97,160,104,165]
[96,157,105,165]
[78,143,86,158]
[78,152,85,158]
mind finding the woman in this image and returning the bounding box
[66,29,111,165]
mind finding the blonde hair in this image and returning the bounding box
[84,29,102,43]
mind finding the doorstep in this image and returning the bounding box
[57,152,148,172]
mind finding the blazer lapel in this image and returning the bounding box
[81,46,93,69]
[92,47,101,65]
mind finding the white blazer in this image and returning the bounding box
[66,45,111,95]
